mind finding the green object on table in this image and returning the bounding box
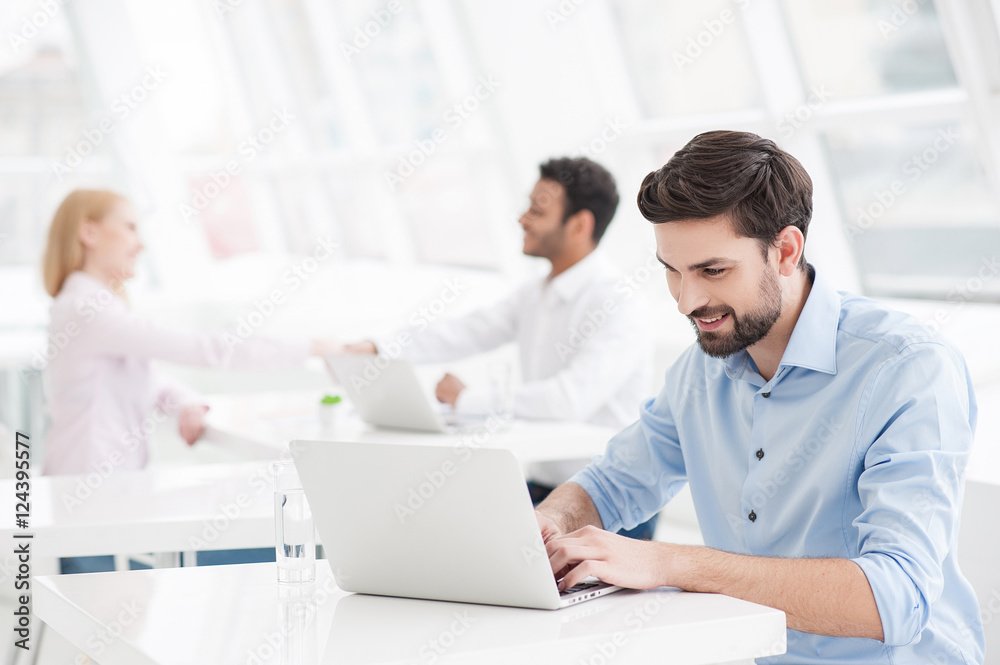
[320,395,342,405]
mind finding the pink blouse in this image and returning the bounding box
[42,271,309,476]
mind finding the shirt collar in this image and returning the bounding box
[60,270,125,307]
[724,265,840,380]
[547,250,611,302]
[779,266,839,375]
[62,270,108,295]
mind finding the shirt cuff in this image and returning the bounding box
[851,553,927,647]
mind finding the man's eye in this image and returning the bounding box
[704,268,725,277]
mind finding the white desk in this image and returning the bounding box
[0,401,615,564]
[202,390,619,464]
[34,561,786,665]
[0,461,275,559]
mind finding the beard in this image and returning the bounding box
[523,226,567,260]
[690,266,783,359]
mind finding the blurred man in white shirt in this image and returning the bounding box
[348,157,656,538]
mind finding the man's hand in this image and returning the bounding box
[435,372,466,406]
[343,340,377,355]
[178,404,210,446]
[535,510,562,544]
[546,525,667,591]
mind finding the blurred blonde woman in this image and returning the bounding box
[41,189,337,477]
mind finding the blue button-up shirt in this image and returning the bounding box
[571,268,984,664]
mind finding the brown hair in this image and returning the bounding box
[42,189,126,297]
[637,130,812,268]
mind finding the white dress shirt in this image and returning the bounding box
[42,271,309,476]
[379,250,653,486]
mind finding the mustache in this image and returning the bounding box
[689,307,733,320]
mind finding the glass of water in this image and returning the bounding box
[273,460,316,584]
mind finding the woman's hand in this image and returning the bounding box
[178,404,210,446]
[310,338,345,357]
[342,340,377,355]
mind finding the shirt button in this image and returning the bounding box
[748,510,757,522]
[756,448,764,460]
[761,391,771,398]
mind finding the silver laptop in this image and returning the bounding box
[292,440,622,610]
[325,355,486,433]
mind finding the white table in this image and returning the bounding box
[202,390,619,464]
[0,391,618,565]
[0,461,275,560]
[34,561,786,665]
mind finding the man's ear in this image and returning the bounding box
[566,209,596,246]
[775,225,805,276]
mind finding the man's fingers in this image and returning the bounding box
[547,542,599,576]
[544,532,596,560]
[535,511,561,543]
[559,560,601,591]
[565,524,603,539]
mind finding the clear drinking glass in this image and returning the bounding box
[273,460,316,583]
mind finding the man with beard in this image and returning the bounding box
[537,131,983,664]
[346,157,657,539]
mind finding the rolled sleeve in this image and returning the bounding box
[570,386,688,532]
[850,342,975,647]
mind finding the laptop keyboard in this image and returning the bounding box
[559,581,608,596]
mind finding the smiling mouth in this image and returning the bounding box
[693,312,730,331]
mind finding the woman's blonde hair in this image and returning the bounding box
[42,189,126,297]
